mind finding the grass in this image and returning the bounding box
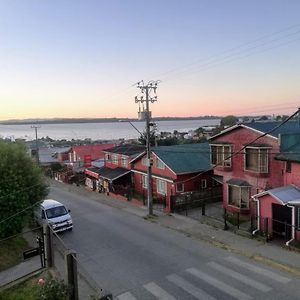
[0,236,29,271]
[0,272,43,300]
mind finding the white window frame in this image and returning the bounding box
[156,158,165,169]
[112,154,118,165]
[157,179,167,195]
[142,175,148,189]
[121,156,128,167]
[210,144,232,167]
[176,183,184,193]
[105,153,111,161]
[244,147,269,173]
[142,156,148,166]
[201,179,207,189]
[228,185,250,209]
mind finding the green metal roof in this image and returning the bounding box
[152,143,211,174]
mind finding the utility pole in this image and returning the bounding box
[135,80,159,216]
[31,124,41,165]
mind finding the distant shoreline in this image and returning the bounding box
[0,116,220,126]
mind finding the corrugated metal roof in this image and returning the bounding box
[266,185,300,204]
[151,142,211,174]
[245,121,300,138]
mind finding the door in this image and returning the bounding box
[272,203,292,239]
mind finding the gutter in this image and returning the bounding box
[285,204,295,246]
[252,196,260,235]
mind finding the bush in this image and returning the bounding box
[37,276,69,300]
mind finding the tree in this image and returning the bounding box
[0,141,48,238]
[220,115,238,128]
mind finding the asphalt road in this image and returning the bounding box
[49,185,300,300]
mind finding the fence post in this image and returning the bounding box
[237,213,240,230]
[43,224,54,268]
[185,195,188,216]
[65,250,79,300]
[224,208,229,230]
[201,201,205,216]
[265,218,269,242]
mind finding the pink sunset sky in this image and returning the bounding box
[1,1,300,120]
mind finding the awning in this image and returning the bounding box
[98,167,131,182]
[85,167,101,179]
[212,175,223,184]
[226,178,251,187]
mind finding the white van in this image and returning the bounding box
[35,199,73,233]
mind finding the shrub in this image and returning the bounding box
[37,276,69,300]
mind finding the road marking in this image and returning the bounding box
[144,282,176,300]
[116,292,138,300]
[186,267,252,300]
[208,261,272,293]
[225,256,291,284]
[167,274,217,300]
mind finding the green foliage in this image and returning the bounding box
[220,115,238,127]
[37,276,69,300]
[0,141,48,238]
[0,236,28,271]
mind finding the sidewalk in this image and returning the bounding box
[52,180,300,277]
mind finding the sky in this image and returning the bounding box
[1,0,300,120]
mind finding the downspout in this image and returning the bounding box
[285,204,295,246]
[252,196,260,235]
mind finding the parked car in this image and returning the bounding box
[35,199,73,233]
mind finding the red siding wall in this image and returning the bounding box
[285,162,300,186]
[212,127,285,214]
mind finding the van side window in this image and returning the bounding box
[41,210,46,219]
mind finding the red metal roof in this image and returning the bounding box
[71,144,115,160]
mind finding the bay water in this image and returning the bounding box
[0,119,220,141]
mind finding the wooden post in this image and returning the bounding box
[237,213,240,229]
[201,201,205,216]
[224,208,229,230]
[65,250,78,300]
[43,224,54,268]
[265,218,269,242]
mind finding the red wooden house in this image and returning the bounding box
[85,144,145,194]
[252,132,300,245]
[132,143,213,213]
[209,121,300,217]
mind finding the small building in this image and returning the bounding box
[85,144,145,195]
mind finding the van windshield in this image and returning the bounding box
[46,206,68,219]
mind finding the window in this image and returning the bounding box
[142,156,148,166]
[112,154,118,165]
[228,185,250,208]
[201,179,207,189]
[157,179,166,195]
[105,153,111,161]
[156,158,165,169]
[142,175,148,189]
[211,144,232,167]
[176,183,184,192]
[121,156,128,167]
[286,161,292,173]
[245,147,269,173]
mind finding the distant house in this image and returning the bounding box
[84,144,145,194]
[132,143,213,212]
[66,143,115,171]
[209,120,300,217]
